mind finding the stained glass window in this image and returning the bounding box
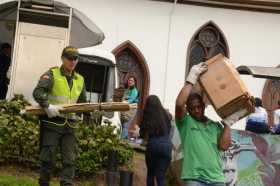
[187,23,229,72]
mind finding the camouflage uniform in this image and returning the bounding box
[33,66,87,186]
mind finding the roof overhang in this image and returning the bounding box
[237,66,280,80]
[153,0,280,14]
[78,48,116,65]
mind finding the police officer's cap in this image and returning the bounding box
[62,46,79,60]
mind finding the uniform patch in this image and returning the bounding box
[41,75,50,80]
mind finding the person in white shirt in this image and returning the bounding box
[273,100,280,134]
[245,98,270,134]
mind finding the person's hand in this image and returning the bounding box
[222,109,247,127]
[186,62,208,85]
[6,66,11,80]
[129,125,140,138]
[44,104,63,118]
[133,126,140,137]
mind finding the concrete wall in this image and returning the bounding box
[1,0,280,129]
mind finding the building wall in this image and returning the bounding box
[1,0,280,129]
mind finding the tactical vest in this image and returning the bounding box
[49,67,84,105]
[45,67,84,126]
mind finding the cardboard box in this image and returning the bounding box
[199,54,255,119]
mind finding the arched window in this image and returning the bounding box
[112,41,150,124]
[262,69,280,127]
[186,21,230,75]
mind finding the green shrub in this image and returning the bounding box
[76,122,133,173]
[0,95,133,174]
[0,95,39,164]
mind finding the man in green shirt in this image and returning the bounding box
[175,63,246,186]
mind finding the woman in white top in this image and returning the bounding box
[246,98,270,134]
[273,100,280,134]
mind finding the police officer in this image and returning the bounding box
[33,46,87,186]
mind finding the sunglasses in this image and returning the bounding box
[65,56,78,61]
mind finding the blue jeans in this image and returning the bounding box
[145,138,172,186]
[245,120,270,134]
[121,110,136,139]
[121,121,129,139]
[184,180,225,186]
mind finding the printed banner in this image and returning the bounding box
[171,129,280,186]
[224,130,280,186]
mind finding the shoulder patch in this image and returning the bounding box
[41,75,50,80]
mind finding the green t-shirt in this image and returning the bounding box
[176,114,225,183]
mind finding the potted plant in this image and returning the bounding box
[119,153,134,186]
[106,149,119,186]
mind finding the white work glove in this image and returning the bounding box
[222,109,247,127]
[44,104,63,118]
[186,62,208,85]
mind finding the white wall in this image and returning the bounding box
[1,0,280,129]
[164,3,280,129]
[58,0,172,100]
[66,0,280,129]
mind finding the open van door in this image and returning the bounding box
[77,48,121,129]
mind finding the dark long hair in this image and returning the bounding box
[141,95,171,137]
[254,97,262,107]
